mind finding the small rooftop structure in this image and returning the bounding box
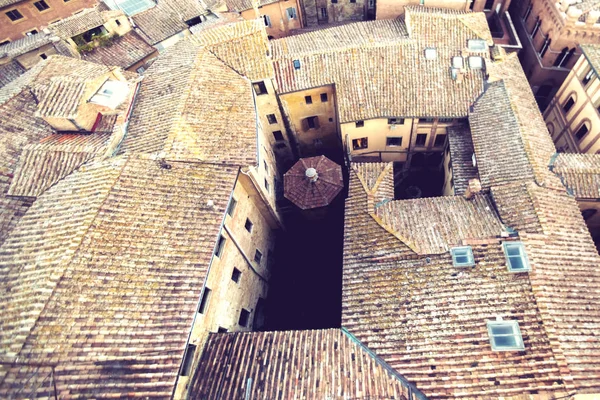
[284,155,343,210]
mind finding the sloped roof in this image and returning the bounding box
[120,43,258,166]
[49,6,114,39]
[191,19,273,81]
[447,123,479,195]
[273,9,491,122]
[190,328,425,399]
[7,133,111,198]
[551,153,600,199]
[80,30,156,69]
[224,0,278,12]
[284,155,344,209]
[132,0,207,45]
[34,79,87,118]
[0,61,25,89]
[0,33,53,59]
[0,155,239,398]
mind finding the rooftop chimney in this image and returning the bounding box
[464,178,482,200]
[306,167,318,183]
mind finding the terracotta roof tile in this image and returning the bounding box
[49,6,114,40]
[191,329,425,399]
[283,155,344,209]
[35,79,87,118]
[551,153,600,199]
[0,62,25,89]
[224,0,278,11]
[0,33,54,59]
[80,31,156,69]
[0,155,239,397]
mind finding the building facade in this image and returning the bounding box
[223,0,304,39]
[544,44,600,154]
[1,0,97,43]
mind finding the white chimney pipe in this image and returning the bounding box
[305,168,318,183]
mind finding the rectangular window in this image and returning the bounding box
[266,114,277,124]
[451,246,475,267]
[286,7,297,19]
[563,97,575,113]
[352,137,368,150]
[198,288,212,314]
[6,9,23,21]
[245,218,253,233]
[386,137,402,147]
[34,0,50,11]
[438,118,453,123]
[264,178,270,192]
[215,235,226,258]
[27,29,38,35]
[253,81,268,95]
[231,267,241,283]
[388,118,404,125]
[503,242,531,272]
[263,160,268,174]
[304,116,319,130]
[273,130,284,141]
[320,93,328,102]
[487,321,524,351]
[419,118,434,123]
[320,7,327,19]
[416,133,427,146]
[217,327,228,333]
[263,14,271,27]
[39,53,47,60]
[180,344,197,376]
[575,124,589,141]
[355,120,364,128]
[293,59,301,69]
[582,68,594,85]
[239,309,250,327]
[305,95,312,104]
[254,249,263,264]
[227,198,237,217]
[434,134,447,147]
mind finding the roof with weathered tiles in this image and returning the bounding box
[190,328,426,399]
[49,6,120,39]
[120,41,258,165]
[0,61,25,89]
[0,33,53,59]
[447,123,479,195]
[224,0,278,12]
[132,0,207,45]
[551,153,600,199]
[284,155,344,209]
[191,18,273,81]
[273,8,491,122]
[0,155,239,398]
[581,44,600,74]
[35,79,87,118]
[80,30,156,69]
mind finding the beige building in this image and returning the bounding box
[0,0,97,43]
[544,44,600,154]
[511,0,600,110]
[222,0,304,38]
[271,8,493,170]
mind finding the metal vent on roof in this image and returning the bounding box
[293,59,301,69]
[467,39,487,52]
[424,48,437,60]
[468,56,484,69]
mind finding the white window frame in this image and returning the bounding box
[450,246,475,267]
[502,241,531,272]
[286,7,296,19]
[487,320,525,351]
[262,14,271,27]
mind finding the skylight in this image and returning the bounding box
[90,80,129,109]
[503,242,531,272]
[487,320,525,351]
[468,56,483,69]
[452,56,464,69]
[450,246,474,267]
[467,39,487,52]
[424,48,437,60]
[293,60,301,70]
[103,0,155,16]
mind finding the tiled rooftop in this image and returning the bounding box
[224,0,279,12]
[0,33,53,59]
[0,62,25,89]
[49,6,115,40]
[80,31,156,69]
[447,123,479,195]
[551,153,600,199]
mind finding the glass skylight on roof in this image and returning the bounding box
[103,0,155,16]
[452,56,464,69]
[424,48,437,60]
[467,39,487,52]
[487,320,525,351]
[450,246,475,267]
[503,242,531,272]
[468,56,483,69]
[90,80,129,109]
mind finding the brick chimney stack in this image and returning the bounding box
[464,178,482,200]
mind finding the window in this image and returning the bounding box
[227,198,237,217]
[487,320,525,351]
[320,93,328,102]
[563,96,575,113]
[355,120,364,128]
[451,246,475,267]
[352,137,368,150]
[253,81,268,95]
[303,116,319,130]
[90,80,129,109]
[263,160,268,174]
[468,56,483,69]
[254,249,263,264]
[245,218,253,233]
[115,19,121,26]
[320,7,327,19]
[34,0,50,11]
[424,48,437,60]
[217,327,228,333]
[305,95,312,104]
[416,133,427,146]
[267,114,277,124]
[231,267,242,283]
[388,118,404,125]
[582,68,594,86]
[503,242,530,272]
[386,137,402,147]
[531,17,541,38]
[27,29,38,35]
[263,15,271,27]
[180,344,197,376]
[273,130,284,141]
[523,2,533,21]
[575,122,590,141]
[264,178,271,193]
[198,288,211,314]
[438,118,453,123]
[467,39,487,52]
[286,7,297,19]
[239,309,250,327]
[452,56,464,69]
[293,59,300,69]
[434,134,447,147]
[539,37,551,58]
[215,235,226,258]
[39,53,47,60]
[419,118,434,123]
[6,9,23,21]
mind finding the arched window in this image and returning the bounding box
[574,120,590,141]
[546,122,555,135]
[563,94,576,113]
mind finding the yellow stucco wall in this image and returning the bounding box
[341,117,412,162]
[241,0,303,39]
